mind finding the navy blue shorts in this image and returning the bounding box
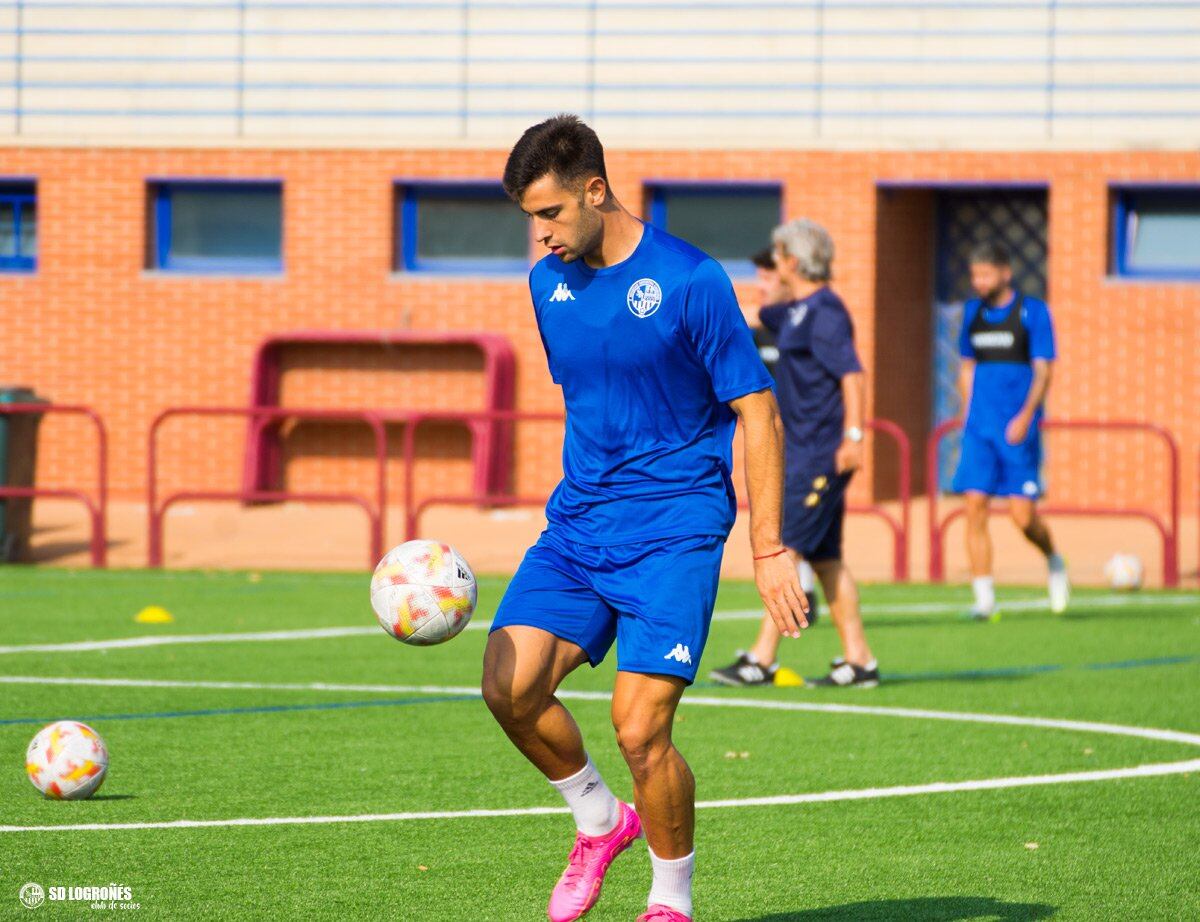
[489,528,725,684]
[952,428,1043,499]
[782,469,851,562]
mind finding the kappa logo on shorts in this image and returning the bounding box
[627,278,663,318]
[664,643,692,665]
[1022,480,1039,496]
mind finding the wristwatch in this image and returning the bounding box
[844,427,864,443]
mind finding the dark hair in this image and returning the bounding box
[751,248,776,270]
[969,241,1012,267]
[502,114,608,201]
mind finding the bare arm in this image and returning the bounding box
[1006,359,1053,444]
[834,371,866,474]
[729,387,809,637]
[957,358,976,423]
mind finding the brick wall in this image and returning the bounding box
[2,146,1197,537]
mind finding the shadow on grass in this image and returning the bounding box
[27,538,127,564]
[86,794,137,801]
[735,895,1056,921]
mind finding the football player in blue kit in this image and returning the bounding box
[480,115,809,922]
[953,242,1069,620]
[711,220,879,689]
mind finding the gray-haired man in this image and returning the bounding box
[712,219,880,688]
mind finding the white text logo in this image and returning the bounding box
[971,331,1015,349]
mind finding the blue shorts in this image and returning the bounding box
[490,529,725,684]
[952,428,1043,499]
[783,469,851,562]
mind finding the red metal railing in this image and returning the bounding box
[148,406,388,569]
[927,418,1181,586]
[403,412,911,582]
[732,418,912,581]
[854,419,911,582]
[242,331,516,498]
[402,410,565,541]
[0,403,108,567]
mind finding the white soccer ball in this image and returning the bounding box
[1104,553,1144,591]
[370,540,477,645]
[25,720,109,800]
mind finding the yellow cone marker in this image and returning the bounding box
[773,666,805,687]
[135,605,174,624]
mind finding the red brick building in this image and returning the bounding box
[1,146,1196,554]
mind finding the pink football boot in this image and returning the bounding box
[547,801,642,922]
[637,905,693,921]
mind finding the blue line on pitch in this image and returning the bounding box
[0,695,477,727]
[871,654,1200,684]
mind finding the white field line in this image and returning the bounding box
[4,676,1200,750]
[1,593,1196,656]
[2,677,1198,833]
[3,759,1197,834]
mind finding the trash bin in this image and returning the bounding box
[0,387,48,562]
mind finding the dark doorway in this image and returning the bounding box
[873,184,1048,497]
[932,188,1048,489]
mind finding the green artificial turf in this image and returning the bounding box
[1,568,1197,920]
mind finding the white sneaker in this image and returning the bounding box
[1048,555,1070,614]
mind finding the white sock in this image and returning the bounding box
[1048,553,1066,574]
[797,559,816,593]
[548,756,619,837]
[972,576,995,613]
[648,849,694,916]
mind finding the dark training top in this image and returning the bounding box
[759,286,863,476]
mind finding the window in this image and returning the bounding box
[646,182,782,274]
[0,181,37,273]
[396,182,528,273]
[1112,186,1200,279]
[150,181,282,273]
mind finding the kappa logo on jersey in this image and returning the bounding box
[788,304,809,327]
[549,282,575,302]
[664,643,692,665]
[627,278,663,318]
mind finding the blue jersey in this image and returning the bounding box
[959,292,1056,436]
[530,223,773,546]
[760,287,863,475]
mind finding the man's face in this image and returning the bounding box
[773,244,802,290]
[755,265,791,307]
[518,172,604,263]
[969,261,1013,302]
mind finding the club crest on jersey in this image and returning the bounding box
[627,278,663,318]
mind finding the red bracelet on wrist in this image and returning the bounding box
[753,548,788,561]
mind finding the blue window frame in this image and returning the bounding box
[150,180,283,274]
[0,181,37,273]
[1111,185,1200,280]
[646,181,783,276]
[396,181,529,274]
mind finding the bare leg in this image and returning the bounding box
[611,671,691,858]
[964,491,993,577]
[481,625,589,780]
[1009,497,1056,558]
[812,558,872,666]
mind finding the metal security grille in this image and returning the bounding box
[933,189,1048,489]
